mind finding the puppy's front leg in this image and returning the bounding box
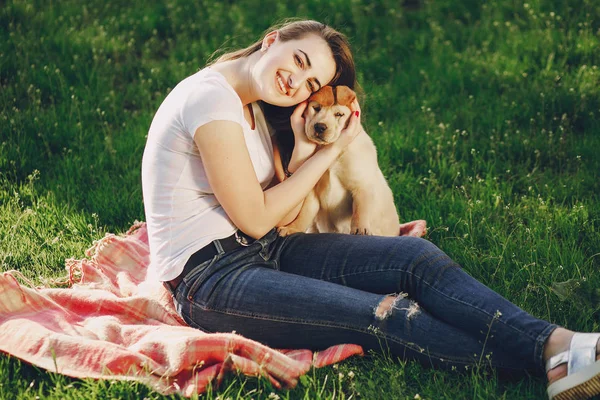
[351,189,374,235]
[278,191,320,236]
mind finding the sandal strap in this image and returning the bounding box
[546,351,569,372]
[545,333,600,374]
[568,333,600,375]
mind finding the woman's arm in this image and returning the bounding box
[194,111,361,239]
[286,100,318,174]
[271,138,304,227]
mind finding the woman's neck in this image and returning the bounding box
[210,53,261,106]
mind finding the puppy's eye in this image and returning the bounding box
[334,112,345,117]
[313,106,321,112]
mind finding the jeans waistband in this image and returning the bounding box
[164,229,258,293]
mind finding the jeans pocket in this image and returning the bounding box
[180,307,213,332]
[184,254,221,302]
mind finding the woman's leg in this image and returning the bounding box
[277,232,557,374]
[174,230,544,373]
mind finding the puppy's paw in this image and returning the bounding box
[351,214,371,235]
[351,226,372,235]
[277,225,303,237]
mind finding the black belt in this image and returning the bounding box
[164,231,252,292]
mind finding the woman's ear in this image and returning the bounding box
[261,30,280,52]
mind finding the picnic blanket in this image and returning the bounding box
[0,222,363,397]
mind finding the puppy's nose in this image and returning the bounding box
[314,123,327,135]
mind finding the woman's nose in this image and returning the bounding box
[288,72,307,91]
[287,75,296,89]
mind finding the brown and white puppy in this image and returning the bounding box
[276,86,427,237]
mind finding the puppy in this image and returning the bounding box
[276,86,426,237]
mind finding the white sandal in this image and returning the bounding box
[546,332,600,400]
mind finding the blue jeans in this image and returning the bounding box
[170,229,556,375]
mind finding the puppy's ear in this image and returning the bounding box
[335,86,356,107]
[308,86,335,107]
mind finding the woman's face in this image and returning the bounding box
[253,32,336,107]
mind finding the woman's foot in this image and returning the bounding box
[544,328,600,383]
[544,328,600,394]
[547,355,600,385]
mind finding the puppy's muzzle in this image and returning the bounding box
[314,122,327,135]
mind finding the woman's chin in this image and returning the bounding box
[263,96,297,108]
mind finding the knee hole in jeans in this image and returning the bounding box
[374,293,421,321]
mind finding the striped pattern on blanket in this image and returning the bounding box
[0,222,363,396]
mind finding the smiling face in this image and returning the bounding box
[252,32,337,107]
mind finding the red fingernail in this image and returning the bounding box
[355,111,360,117]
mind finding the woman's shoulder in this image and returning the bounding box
[175,68,244,134]
[178,68,239,103]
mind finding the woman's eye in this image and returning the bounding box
[313,106,321,112]
[334,112,345,117]
[307,81,315,92]
[294,55,303,68]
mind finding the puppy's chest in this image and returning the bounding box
[315,164,352,211]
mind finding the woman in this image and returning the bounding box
[141,20,599,400]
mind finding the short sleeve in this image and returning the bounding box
[180,78,244,138]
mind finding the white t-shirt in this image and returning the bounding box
[141,68,275,282]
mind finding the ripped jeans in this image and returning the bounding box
[170,229,557,375]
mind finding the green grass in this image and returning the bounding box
[1,0,599,398]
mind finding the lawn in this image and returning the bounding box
[1,0,599,398]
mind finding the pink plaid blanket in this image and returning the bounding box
[0,222,363,396]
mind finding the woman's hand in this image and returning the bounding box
[290,101,318,155]
[288,101,317,173]
[329,99,362,153]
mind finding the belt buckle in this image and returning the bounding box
[234,230,251,246]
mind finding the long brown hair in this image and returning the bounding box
[209,19,358,136]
